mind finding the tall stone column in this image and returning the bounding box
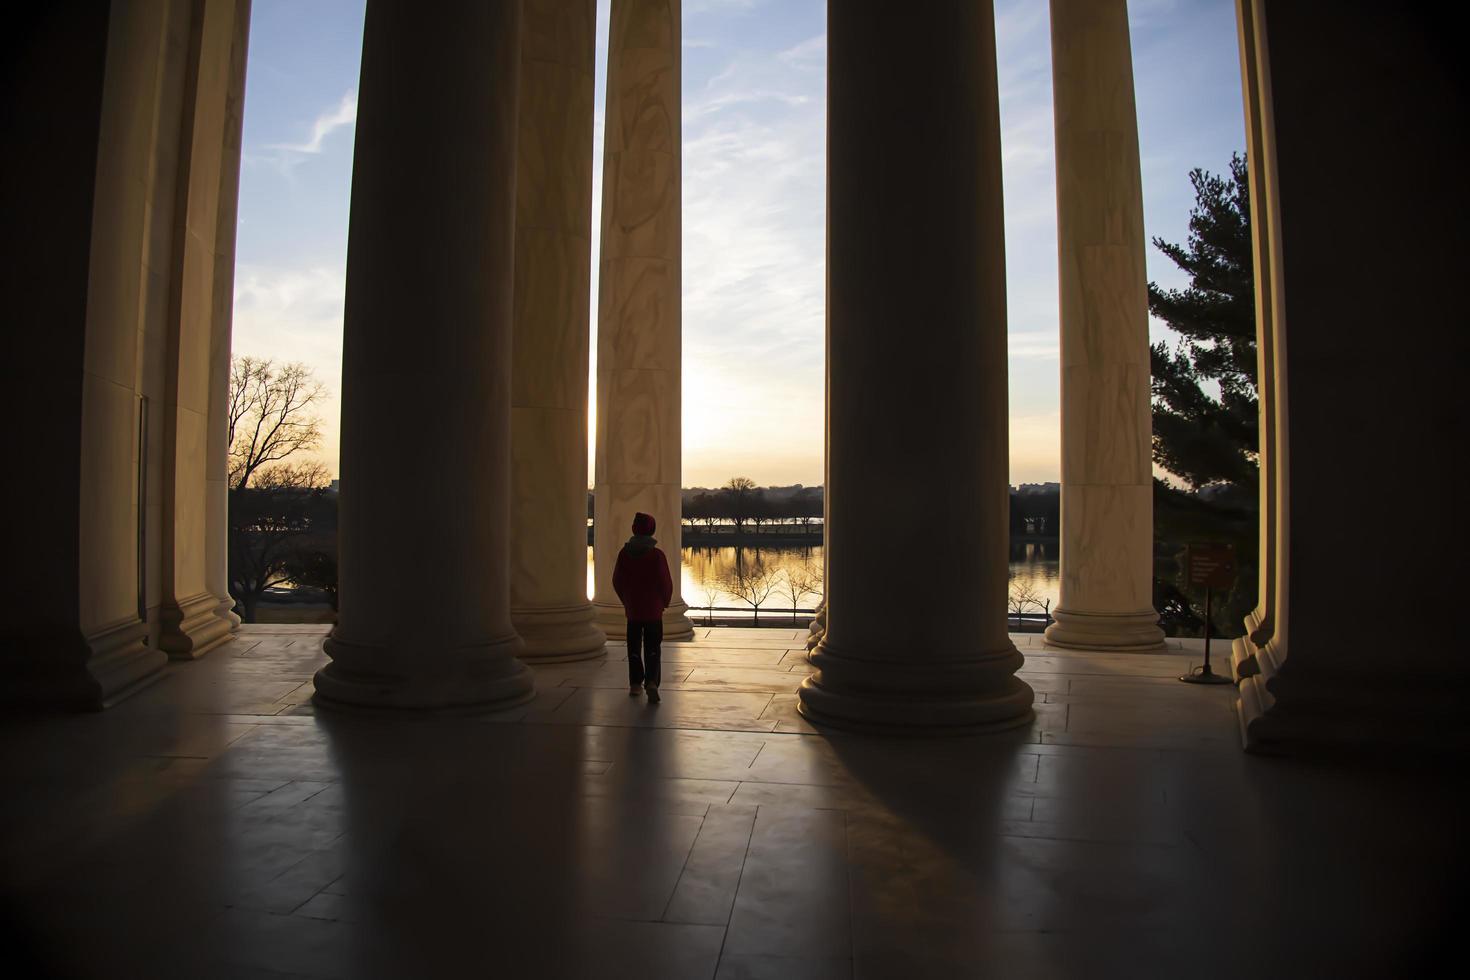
[1230,0,1274,680]
[797,2,1034,734]
[159,0,251,659]
[509,0,605,662]
[591,0,693,641]
[1042,0,1166,653]
[314,0,533,710]
[2,2,172,708]
[205,0,252,634]
[1234,0,1466,754]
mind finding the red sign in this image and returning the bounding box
[1186,543,1236,589]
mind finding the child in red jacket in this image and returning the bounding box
[612,512,674,702]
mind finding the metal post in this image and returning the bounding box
[1181,585,1232,685]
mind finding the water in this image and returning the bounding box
[585,541,1060,619]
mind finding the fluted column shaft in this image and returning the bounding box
[510,0,606,662]
[160,0,251,659]
[1233,0,1466,753]
[591,0,693,640]
[797,1,1033,734]
[1230,0,1275,680]
[314,0,533,710]
[205,0,251,635]
[1043,0,1165,653]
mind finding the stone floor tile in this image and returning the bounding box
[682,665,807,694]
[564,918,726,980]
[725,806,850,958]
[547,686,778,733]
[1,626,1456,978]
[663,803,758,924]
[717,954,853,980]
[664,646,794,667]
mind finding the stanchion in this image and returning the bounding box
[1181,586,1233,685]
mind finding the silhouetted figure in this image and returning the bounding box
[612,511,673,703]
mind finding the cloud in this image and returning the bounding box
[685,0,767,13]
[777,33,825,68]
[266,89,358,155]
[1008,332,1060,360]
[244,90,359,179]
[232,264,347,474]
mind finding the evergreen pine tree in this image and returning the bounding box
[1147,154,1259,636]
[1148,153,1257,491]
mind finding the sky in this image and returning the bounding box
[233,0,1246,489]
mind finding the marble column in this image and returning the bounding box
[205,0,252,634]
[3,2,172,707]
[797,2,1034,734]
[159,0,251,659]
[591,0,693,641]
[509,0,606,662]
[1230,0,1274,681]
[314,0,533,711]
[1042,0,1166,653]
[1234,0,1465,753]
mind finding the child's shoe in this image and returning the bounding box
[646,685,661,703]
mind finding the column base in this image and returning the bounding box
[215,593,242,631]
[1043,608,1166,652]
[1243,606,1272,647]
[158,592,235,660]
[805,600,827,653]
[1236,640,1469,756]
[593,600,695,642]
[1231,635,1260,680]
[313,630,535,712]
[0,619,168,710]
[512,602,606,662]
[796,640,1034,735]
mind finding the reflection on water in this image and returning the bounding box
[585,541,1061,615]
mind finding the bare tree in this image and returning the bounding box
[252,460,331,492]
[778,559,822,626]
[1007,579,1046,631]
[720,554,780,626]
[228,468,333,623]
[226,358,332,621]
[700,579,723,627]
[228,356,328,489]
[795,487,823,531]
[722,476,758,534]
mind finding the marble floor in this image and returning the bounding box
[0,627,1457,979]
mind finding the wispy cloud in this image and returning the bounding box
[267,89,357,155]
[685,0,767,13]
[675,39,827,485]
[777,33,824,68]
[244,90,358,179]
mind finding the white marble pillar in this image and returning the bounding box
[159,0,251,659]
[797,2,1034,734]
[1042,0,1166,653]
[1234,0,1466,753]
[1231,0,1274,681]
[509,0,606,662]
[205,0,251,633]
[314,0,533,710]
[591,0,693,641]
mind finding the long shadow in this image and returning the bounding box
[316,708,591,977]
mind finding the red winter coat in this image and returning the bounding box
[612,536,673,622]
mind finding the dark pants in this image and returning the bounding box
[626,620,663,689]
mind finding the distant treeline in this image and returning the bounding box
[581,479,1062,539]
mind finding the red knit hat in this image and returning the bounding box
[632,512,656,535]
